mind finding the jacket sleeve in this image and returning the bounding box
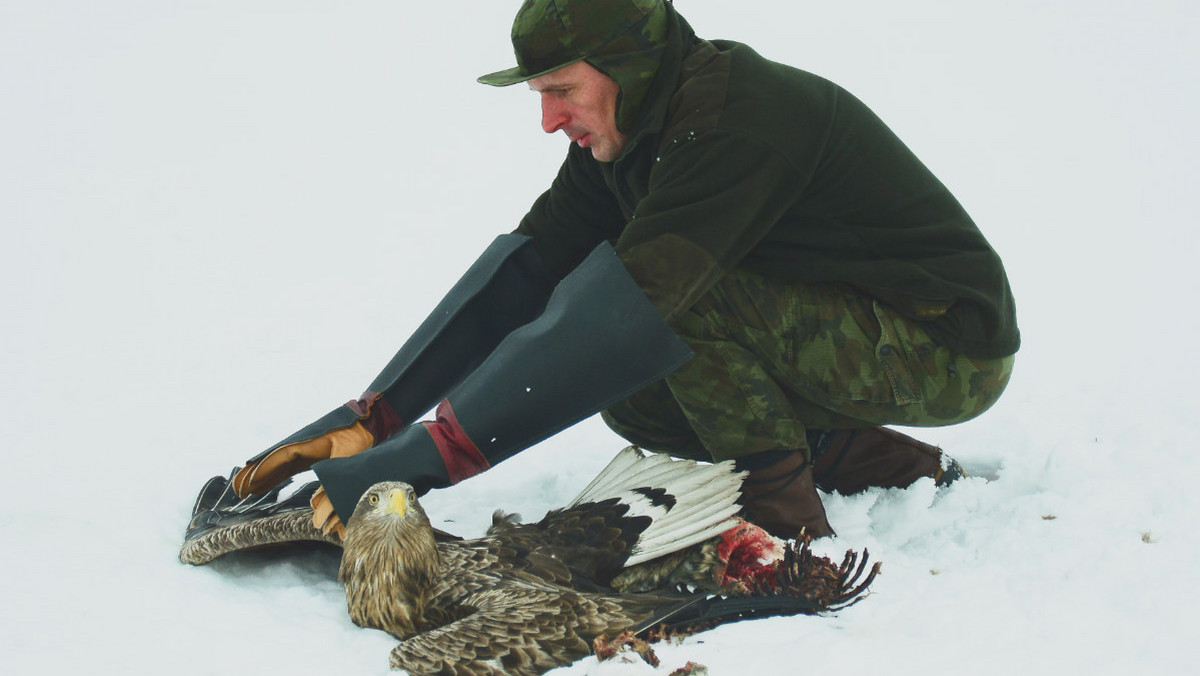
[616,128,806,324]
[514,145,627,278]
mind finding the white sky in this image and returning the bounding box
[1,1,1197,674]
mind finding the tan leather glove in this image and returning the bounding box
[310,486,346,540]
[231,422,374,497]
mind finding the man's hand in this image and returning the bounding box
[231,422,374,497]
[310,486,345,539]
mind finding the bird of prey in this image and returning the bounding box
[182,447,879,675]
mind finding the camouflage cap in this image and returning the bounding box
[478,0,666,87]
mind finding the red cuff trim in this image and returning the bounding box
[346,392,405,443]
[423,399,490,484]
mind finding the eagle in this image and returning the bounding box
[182,448,879,675]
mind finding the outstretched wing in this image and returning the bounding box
[483,447,744,588]
[181,472,460,566]
[483,498,650,591]
[389,584,664,676]
[179,472,340,565]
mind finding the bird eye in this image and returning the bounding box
[368,494,379,506]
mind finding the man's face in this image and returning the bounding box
[529,61,627,163]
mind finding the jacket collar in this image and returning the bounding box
[612,4,697,164]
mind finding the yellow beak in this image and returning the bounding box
[384,488,408,517]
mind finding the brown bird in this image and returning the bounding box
[182,447,879,675]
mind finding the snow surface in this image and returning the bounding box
[2,1,1198,674]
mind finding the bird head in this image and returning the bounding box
[340,481,441,636]
[349,481,426,528]
[343,481,440,563]
[342,480,440,580]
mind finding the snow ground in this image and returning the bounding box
[2,1,1197,674]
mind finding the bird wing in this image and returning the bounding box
[181,473,461,566]
[480,447,745,587]
[481,498,649,590]
[179,474,340,565]
[388,583,661,676]
[431,539,581,599]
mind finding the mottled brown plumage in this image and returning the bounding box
[182,448,881,675]
[180,508,342,564]
[340,481,686,675]
[180,475,343,565]
[340,483,442,639]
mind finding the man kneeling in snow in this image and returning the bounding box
[217,0,1019,540]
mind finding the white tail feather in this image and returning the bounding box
[568,446,746,568]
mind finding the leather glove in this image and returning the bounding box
[231,422,374,497]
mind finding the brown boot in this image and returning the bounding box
[808,427,966,496]
[737,450,835,540]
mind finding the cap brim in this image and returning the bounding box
[476,56,586,87]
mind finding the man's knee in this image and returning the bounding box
[601,381,710,460]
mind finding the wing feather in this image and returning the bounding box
[388,585,655,676]
[566,447,747,568]
[179,477,340,565]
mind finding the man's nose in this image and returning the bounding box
[541,95,569,134]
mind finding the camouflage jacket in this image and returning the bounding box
[515,6,1019,359]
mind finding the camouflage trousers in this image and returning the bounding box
[602,270,1015,463]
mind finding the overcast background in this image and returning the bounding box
[2,1,1197,674]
